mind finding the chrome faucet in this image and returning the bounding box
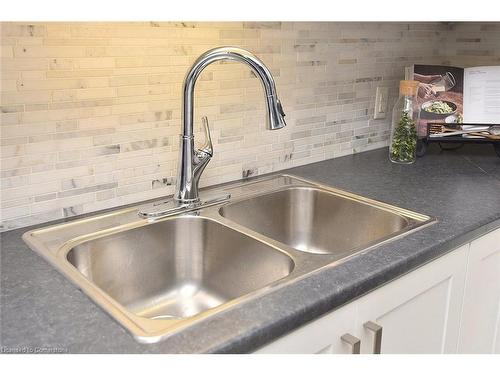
[138,47,286,218]
[175,46,287,204]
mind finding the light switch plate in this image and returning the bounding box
[374,86,389,119]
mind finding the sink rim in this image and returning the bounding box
[22,174,435,344]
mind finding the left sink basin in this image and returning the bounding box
[24,214,294,343]
[66,216,293,320]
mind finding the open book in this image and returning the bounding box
[409,65,500,136]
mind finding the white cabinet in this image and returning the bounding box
[256,244,470,354]
[458,228,500,353]
[355,244,468,354]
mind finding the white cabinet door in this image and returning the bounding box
[255,302,358,354]
[459,227,500,354]
[355,245,469,354]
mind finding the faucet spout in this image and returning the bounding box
[175,46,286,203]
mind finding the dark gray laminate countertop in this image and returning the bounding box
[1,144,499,353]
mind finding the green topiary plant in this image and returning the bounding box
[390,110,417,163]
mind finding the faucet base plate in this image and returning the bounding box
[138,192,231,219]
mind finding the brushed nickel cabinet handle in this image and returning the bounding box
[341,333,361,354]
[364,321,383,354]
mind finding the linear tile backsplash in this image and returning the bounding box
[1,22,498,231]
[441,22,500,67]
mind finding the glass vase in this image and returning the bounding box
[389,80,420,164]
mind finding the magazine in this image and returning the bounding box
[410,64,500,136]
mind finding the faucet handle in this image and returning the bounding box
[197,116,213,157]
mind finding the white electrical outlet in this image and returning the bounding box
[374,86,389,119]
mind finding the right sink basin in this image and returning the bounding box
[220,186,431,256]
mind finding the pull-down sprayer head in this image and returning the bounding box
[266,95,287,130]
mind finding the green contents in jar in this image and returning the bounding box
[390,111,417,163]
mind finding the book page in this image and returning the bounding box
[463,66,500,123]
[413,64,464,136]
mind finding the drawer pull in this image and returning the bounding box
[340,333,361,354]
[364,321,383,354]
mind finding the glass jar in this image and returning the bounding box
[389,80,420,164]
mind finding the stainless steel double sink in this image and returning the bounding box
[23,175,434,343]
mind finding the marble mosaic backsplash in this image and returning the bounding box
[1,22,499,231]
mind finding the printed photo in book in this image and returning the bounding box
[411,64,500,137]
